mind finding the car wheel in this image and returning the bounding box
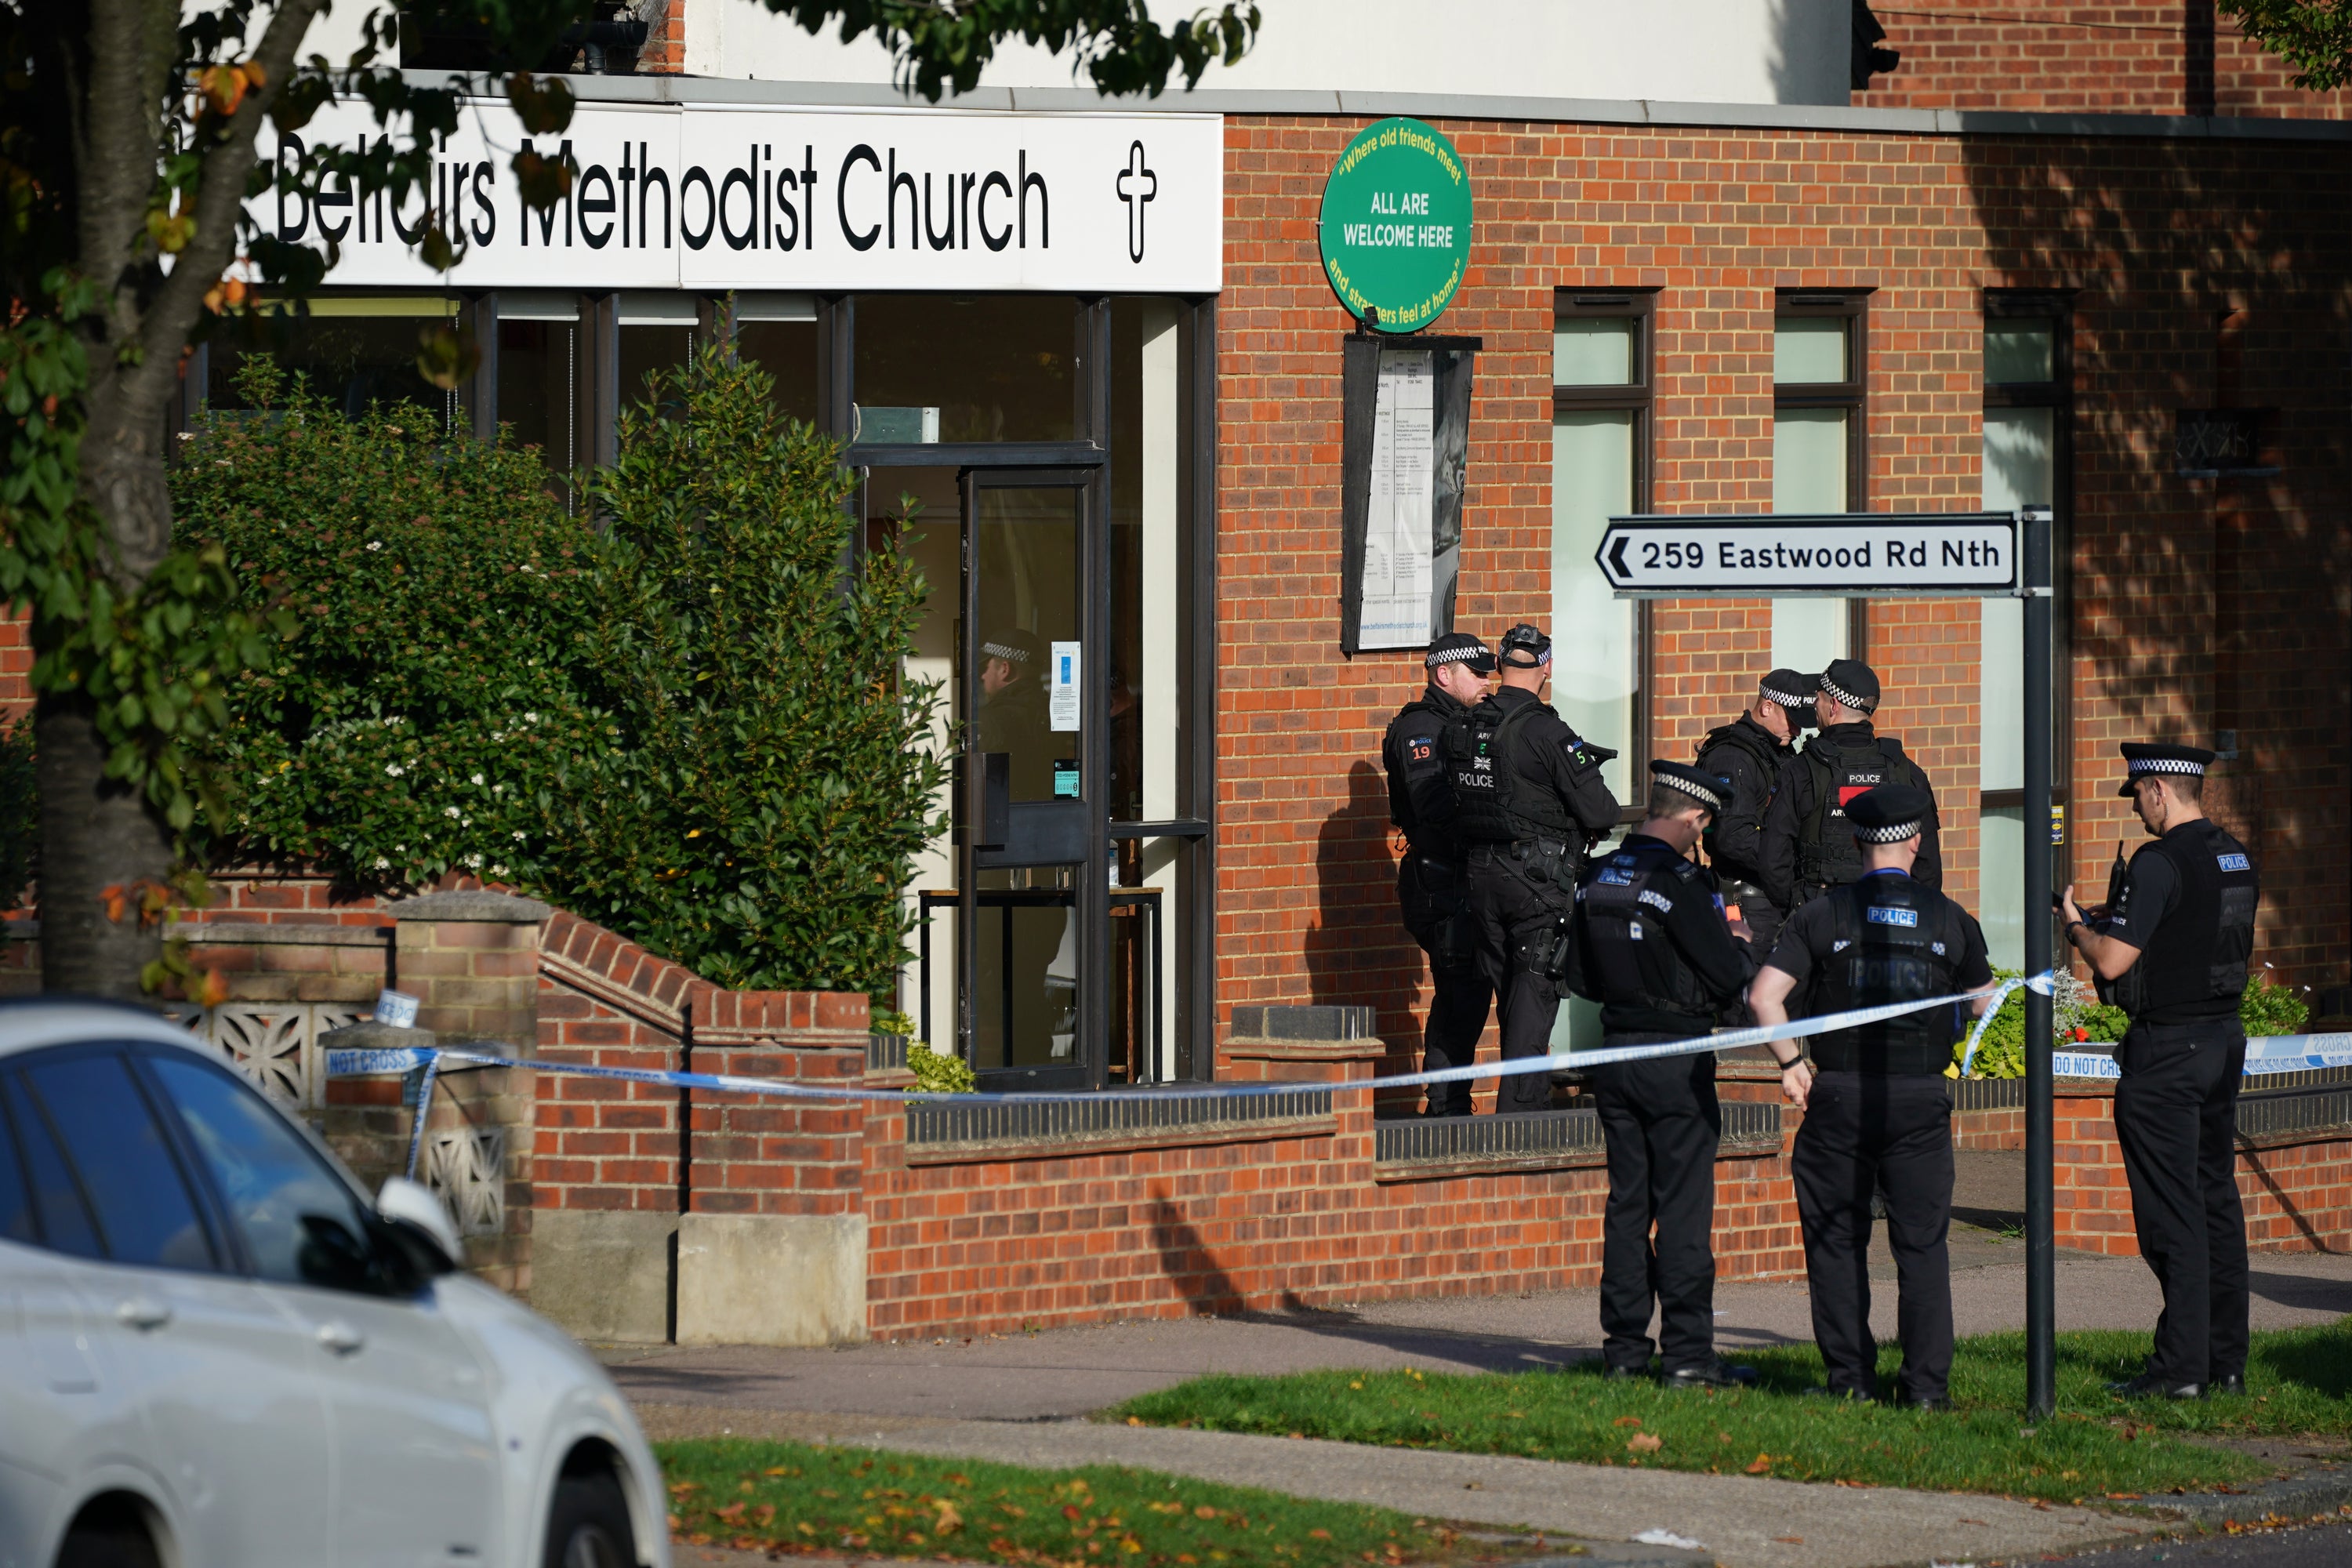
[544,1470,635,1568]
[54,1521,162,1568]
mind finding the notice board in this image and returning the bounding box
[1339,332,1479,654]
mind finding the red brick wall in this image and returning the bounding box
[532,909,869,1218]
[858,1086,1806,1341]
[638,0,687,74]
[1856,4,2352,119]
[1214,114,2352,1047]
[2044,1086,2352,1256]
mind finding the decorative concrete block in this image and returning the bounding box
[676,1212,869,1347]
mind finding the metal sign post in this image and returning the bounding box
[1601,506,2058,1414]
[2020,503,2056,1417]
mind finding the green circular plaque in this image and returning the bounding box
[1318,118,1473,333]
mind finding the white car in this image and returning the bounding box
[0,999,671,1568]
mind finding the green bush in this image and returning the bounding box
[175,350,946,1004]
[907,1040,977,1094]
[175,361,615,890]
[562,344,947,996]
[1961,967,2310,1078]
[0,714,34,910]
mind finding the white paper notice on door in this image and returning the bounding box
[1358,350,1436,650]
[1049,641,1082,731]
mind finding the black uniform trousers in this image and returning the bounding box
[1399,851,1493,1117]
[1592,1046,1722,1374]
[1792,1071,1955,1402]
[2114,1022,2250,1385]
[1468,843,1573,1113]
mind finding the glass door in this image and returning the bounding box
[959,469,1101,1088]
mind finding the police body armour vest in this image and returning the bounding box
[2108,822,2259,1027]
[1798,735,1922,894]
[1385,694,1461,855]
[1807,873,1967,1075]
[1577,843,1714,1021]
[1696,720,1781,867]
[1446,699,1578,845]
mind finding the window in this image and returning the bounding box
[209,296,466,430]
[147,1054,401,1294]
[853,294,1080,444]
[1551,292,1653,1058]
[493,291,585,499]
[12,1051,216,1272]
[0,1081,37,1245]
[735,292,822,427]
[1550,292,1653,805]
[1977,295,2072,968]
[1771,296,1869,672]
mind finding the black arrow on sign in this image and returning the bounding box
[1607,535,1631,580]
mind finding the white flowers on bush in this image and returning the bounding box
[470,773,485,786]
[373,857,390,869]
[386,764,404,777]
[443,806,459,818]
[511,830,526,841]
[366,540,383,551]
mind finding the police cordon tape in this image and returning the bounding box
[1955,972,2352,1080]
[326,975,2057,1109]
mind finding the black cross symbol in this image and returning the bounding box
[1115,140,1157,263]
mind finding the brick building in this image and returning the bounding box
[10,0,2349,1089]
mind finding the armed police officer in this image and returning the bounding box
[1749,786,1994,1409]
[1759,659,1944,915]
[1695,668,1816,954]
[1564,760,1762,1387]
[2062,743,2260,1400]
[1451,623,1622,1113]
[1384,633,1499,1119]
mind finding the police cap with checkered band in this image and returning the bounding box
[1650,759,1730,814]
[1845,784,1933,844]
[1426,632,1496,676]
[2118,742,2215,798]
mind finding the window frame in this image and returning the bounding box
[1773,290,1872,659]
[1980,289,2076,815]
[1552,289,1657,808]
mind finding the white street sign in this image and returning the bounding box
[1595,514,2020,597]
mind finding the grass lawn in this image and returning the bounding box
[655,1439,1545,1566]
[1111,1323,2352,1505]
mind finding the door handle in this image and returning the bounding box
[114,1296,172,1331]
[315,1319,367,1356]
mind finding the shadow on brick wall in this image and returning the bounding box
[1301,761,1419,1029]
[1145,1188,1242,1313]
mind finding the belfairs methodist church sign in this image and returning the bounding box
[1318,117,1472,333]
[251,101,1223,292]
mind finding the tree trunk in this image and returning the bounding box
[36,692,172,1000]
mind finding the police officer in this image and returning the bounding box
[1451,623,1622,1113]
[1759,659,1944,914]
[1749,786,1994,1408]
[1383,633,1499,1118]
[1563,760,1762,1386]
[1695,668,1816,954]
[2061,742,2259,1400]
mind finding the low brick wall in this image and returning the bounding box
[856,1083,1804,1342]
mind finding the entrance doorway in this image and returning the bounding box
[865,296,1209,1091]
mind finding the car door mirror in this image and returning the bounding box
[376,1176,463,1274]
